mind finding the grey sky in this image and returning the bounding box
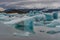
[0,0,60,9]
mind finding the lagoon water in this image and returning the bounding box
[0,22,60,40]
[0,13,60,40]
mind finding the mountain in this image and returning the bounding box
[3,8,45,14]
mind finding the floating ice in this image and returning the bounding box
[53,12,58,19]
[46,19,60,28]
[0,10,59,36]
[44,13,53,21]
[47,30,60,34]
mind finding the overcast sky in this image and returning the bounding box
[0,0,60,9]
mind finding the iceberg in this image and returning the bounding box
[46,19,60,28]
[53,12,58,19]
[44,13,53,21]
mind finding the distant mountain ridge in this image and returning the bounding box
[2,8,60,14]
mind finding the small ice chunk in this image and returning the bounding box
[56,25,60,27]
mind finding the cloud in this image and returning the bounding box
[52,3,60,8]
[0,7,5,11]
[0,0,60,9]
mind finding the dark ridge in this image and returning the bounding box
[43,9,60,13]
[3,8,45,14]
